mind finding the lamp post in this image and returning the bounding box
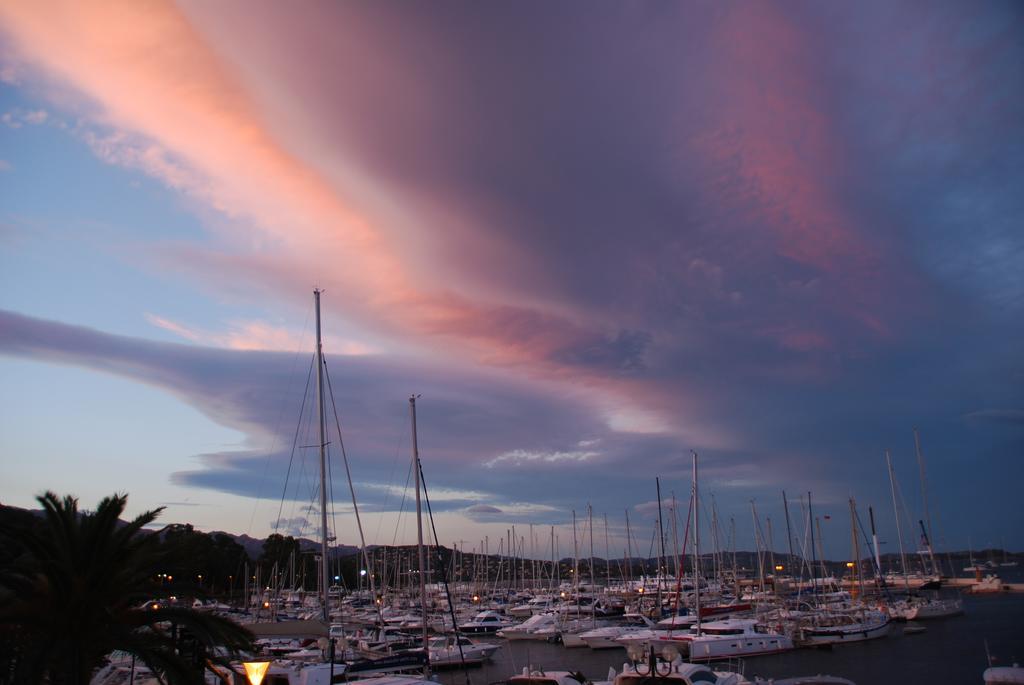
[243,661,270,685]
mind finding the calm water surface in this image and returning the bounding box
[432,593,1024,685]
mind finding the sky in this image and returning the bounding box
[1,1,1022,562]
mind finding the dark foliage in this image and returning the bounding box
[0,493,253,685]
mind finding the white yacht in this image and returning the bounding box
[624,618,793,661]
[580,614,658,649]
[419,635,500,667]
[497,612,560,640]
[458,610,516,634]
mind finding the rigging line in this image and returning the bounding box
[854,507,893,601]
[247,299,314,536]
[323,392,340,574]
[322,377,338,551]
[294,402,319,525]
[372,423,408,545]
[274,352,316,534]
[416,458,472,685]
[391,456,414,548]
[327,439,338,557]
[323,360,381,621]
[892,463,921,567]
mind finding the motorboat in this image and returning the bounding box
[458,610,516,634]
[608,649,855,685]
[640,618,794,660]
[506,669,598,685]
[418,635,500,667]
[984,664,1024,684]
[497,612,560,640]
[580,614,658,649]
[508,595,559,617]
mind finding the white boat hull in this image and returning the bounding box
[687,633,794,660]
[560,632,589,648]
[902,598,963,620]
[581,633,628,649]
[800,619,891,646]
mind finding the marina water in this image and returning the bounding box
[432,590,1024,684]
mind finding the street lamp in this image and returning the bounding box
[243,661,270,685]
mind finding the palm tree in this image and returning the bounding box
[0,492,253,684]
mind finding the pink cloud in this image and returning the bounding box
[691,3,898,339]
[0,1,788,452]
[145,312,373,354]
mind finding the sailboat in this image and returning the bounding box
[999,539,1018,568]
[636,453,794,661]
[236,291,427,683]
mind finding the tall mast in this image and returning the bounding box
[750,501,764,595]
[625,509,633,586]
[886,449,909,590]
[588,503,596,627]
[572,510,579,594]
[808,492,818,604]
[691,451,701,633]
[655,478,667,606]
[670,493,680,580]
[730,517,738,596]
[782,491,795,577]
[850,498,863,599]
[711,497,721,590]
[603,513,611,585]
[550,526,556,592]
[314,289,330,624]
[913,428,938,576]
[869,506,883,582]
[409,395,430,668]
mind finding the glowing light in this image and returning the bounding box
[775,565,784,572]
[263,601,270,608]
[846,562,855,568]
[151,603,159,610]
[243,661,270,685]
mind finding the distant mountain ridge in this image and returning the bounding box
[2,502,1017,565]
[208,530,361,560]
